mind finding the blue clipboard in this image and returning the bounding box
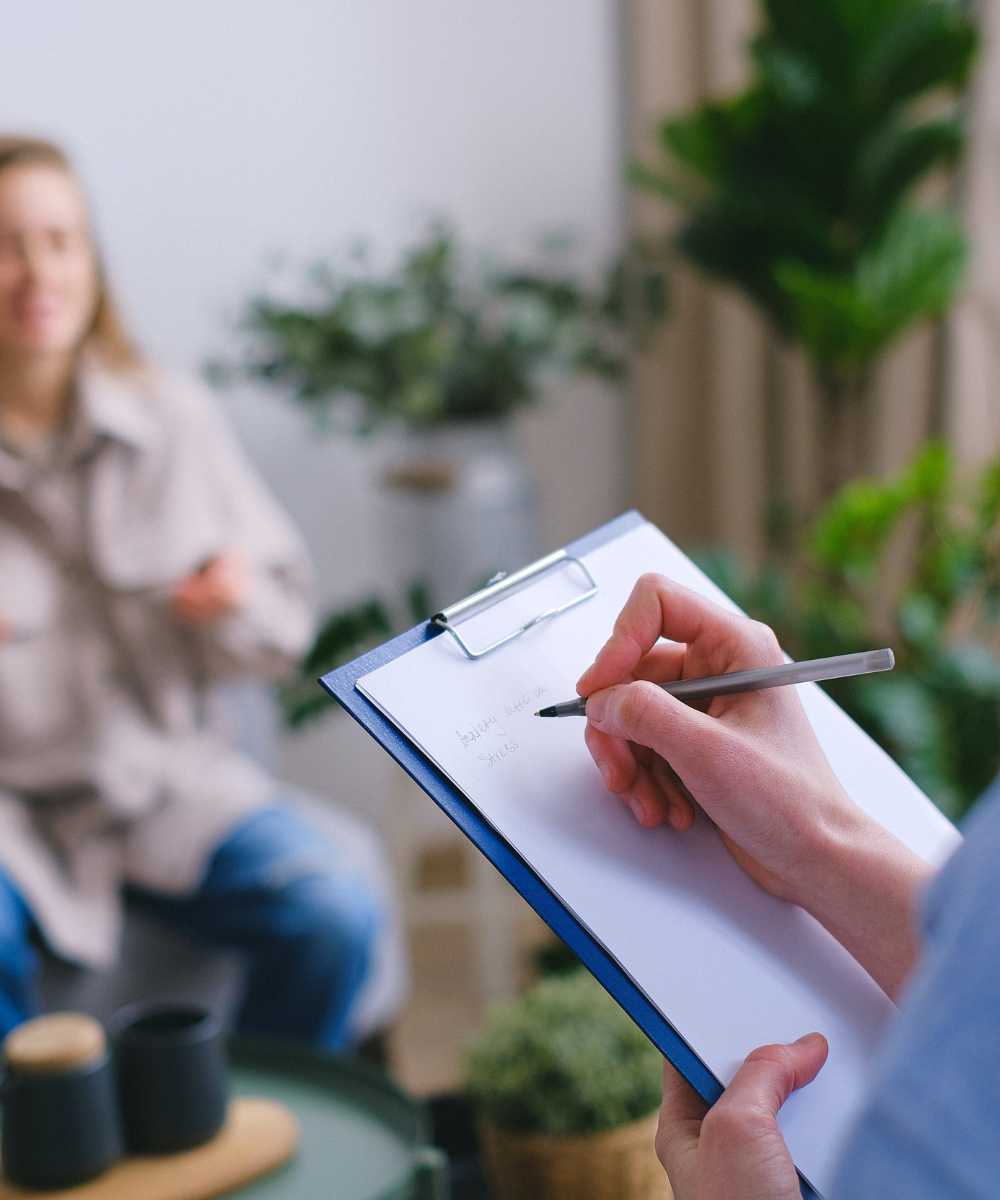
[321,509,820,1199]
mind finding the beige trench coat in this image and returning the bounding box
[0,362,314,967]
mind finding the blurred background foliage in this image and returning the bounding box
[632,0,978,493]
[278,583,433,728]
[279,3,991,827]
[697,440,1000,821]
[214,227,667,433]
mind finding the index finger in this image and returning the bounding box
[577,574,754,696]
[655,1058,708,1182]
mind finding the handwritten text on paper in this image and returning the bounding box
[456,715,507,750]
[481,741,519,767]
[503,682,550,718]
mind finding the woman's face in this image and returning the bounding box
[0,165,99,363]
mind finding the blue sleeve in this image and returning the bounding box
[830,782,1000,1199]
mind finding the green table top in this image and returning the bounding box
[223,1039,432,1200]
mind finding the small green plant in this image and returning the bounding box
[280,583,432,728]
[279,597,394,728]
[533,937,584,979]
[697,440,1000,821]
[464,972,662,1136]
[633,0,977,492]
[215,227,666,433]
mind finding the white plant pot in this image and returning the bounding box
[379,422,540,614]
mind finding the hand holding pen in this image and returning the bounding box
[575,572,932,1000]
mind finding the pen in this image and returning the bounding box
[534,648,895,717]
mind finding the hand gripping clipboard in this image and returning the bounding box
[322,510,832,1195]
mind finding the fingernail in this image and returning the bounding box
[585,691,607,723]
[597,760,612,788]
[627,797,645,823]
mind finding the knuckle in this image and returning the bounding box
[746,1043,795,1087]
[700,1102,745,1143]
[746,619,783,663]
[746,1043,789,1067]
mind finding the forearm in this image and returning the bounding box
[787,809,935,998]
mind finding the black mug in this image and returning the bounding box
[111,1002,228,1154]
[0,1014,124,1188]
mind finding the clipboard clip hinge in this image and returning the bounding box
[431,549,598,659]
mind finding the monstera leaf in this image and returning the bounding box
[632,0,977,476]
[775,208,966,373]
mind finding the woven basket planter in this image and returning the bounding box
[479,1113,673,1200]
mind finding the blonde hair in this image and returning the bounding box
[0,136,140,372]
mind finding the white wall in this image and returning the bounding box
[1,0,625,817]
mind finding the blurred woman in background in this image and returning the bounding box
[0,136,389,1048]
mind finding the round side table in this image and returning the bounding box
[226,1038,446,1200]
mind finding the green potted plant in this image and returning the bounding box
[464,971,669,1200]
[697,439,1000,821]
[632,0,977,496]
[217,227,665,611]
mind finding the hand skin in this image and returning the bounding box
[577,574,935,999]
[171,552,250,627]
[657,1034,829,1200]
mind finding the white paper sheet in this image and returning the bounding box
[357,520,960,1196]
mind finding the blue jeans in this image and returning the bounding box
[0,807,383,1051]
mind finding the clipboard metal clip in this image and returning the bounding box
[431,549,598,659]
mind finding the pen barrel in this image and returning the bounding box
[661,649,894,701]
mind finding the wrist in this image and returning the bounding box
[787,801,934,996]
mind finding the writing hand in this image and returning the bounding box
[577,574,933,995]
[657,1034,828,1200]
[171,551,251,627]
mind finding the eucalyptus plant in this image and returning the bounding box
[697,441,1000,821]
[217,228,666,433]
[633,0,978,493]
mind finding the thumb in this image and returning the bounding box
[717,1033,828,1123]
[586,680,721,768]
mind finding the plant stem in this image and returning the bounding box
[817,368,872,497]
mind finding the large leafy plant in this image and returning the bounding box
[699,442,1000,821]
[464,971,662,1136]
[217,229,666,432]
[633,0,977,493]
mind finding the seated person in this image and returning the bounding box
[578,573,997,1198]
[0,135,390,1051]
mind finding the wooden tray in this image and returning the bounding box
[0,1097,299,1200]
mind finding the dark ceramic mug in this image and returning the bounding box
[110,1002,228,1154]
[0,1013,124,1188]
